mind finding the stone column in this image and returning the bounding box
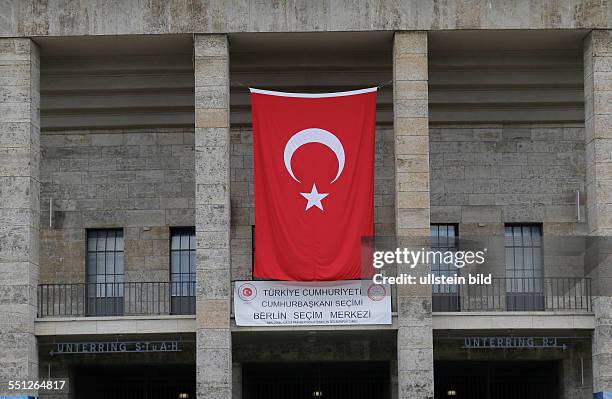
[194,34,232,399]
[585,30,612,399]
[393,31,433,399]
[0,38,40,396]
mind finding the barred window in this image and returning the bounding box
[431,224,458,294]
[86,229,124,298]
[171,228,196,297]
[505,224,543,293]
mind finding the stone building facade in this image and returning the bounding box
[1,1,612,398]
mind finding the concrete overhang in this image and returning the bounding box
[432,311,595,330]
[34,315,196,336]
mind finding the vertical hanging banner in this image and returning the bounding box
[251,87,377,281]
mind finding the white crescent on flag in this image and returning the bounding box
[283,128,346,184]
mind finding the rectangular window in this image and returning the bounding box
[431,224,460,311]
[431,224,458,291]
[86,229,124,315]
[505,224,544,310]
[505,224,543,291]
[170,228,196,314]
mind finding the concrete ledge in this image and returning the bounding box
[1,3,606,37]
[35,311,596,335]
[433,311,595,330]
[34,315,196,336]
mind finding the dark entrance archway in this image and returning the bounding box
[434,361,560,399]
[75,365,196,399]
[242,361,390,399]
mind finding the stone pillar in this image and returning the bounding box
[0,38,40,396]
[194,34,232,399]
[393,31,433,399]
[585,30,612,399]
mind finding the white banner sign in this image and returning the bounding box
[234,280,391,326]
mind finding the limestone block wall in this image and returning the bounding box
[429,124,587,282]
[38,127,195,285]
[0,37,40,396]
[430,124,586,231]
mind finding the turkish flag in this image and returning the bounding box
[251,88,376,281]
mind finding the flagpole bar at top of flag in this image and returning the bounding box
[248,87,378,98]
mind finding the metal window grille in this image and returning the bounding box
[505,225,543,293]
[431,224,458,294]
[86,229,124,298]
[170,228,196,297]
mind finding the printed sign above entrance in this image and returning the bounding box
[234,280,391,327]
[462,336,567,350]
[50,341,181,356]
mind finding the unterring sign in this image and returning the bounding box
[51,341,180,355]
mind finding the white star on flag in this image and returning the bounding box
[300,183,329,211]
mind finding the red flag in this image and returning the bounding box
[251,88,376,281]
